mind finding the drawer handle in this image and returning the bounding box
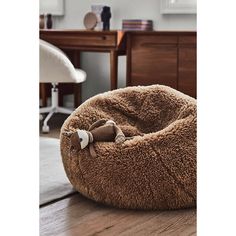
[101,36,107,40]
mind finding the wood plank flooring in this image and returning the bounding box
[40,114,196,236]
[40,194,196,236]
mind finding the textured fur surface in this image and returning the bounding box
[60,85,196,210]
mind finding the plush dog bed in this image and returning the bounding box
[60,85,196,210]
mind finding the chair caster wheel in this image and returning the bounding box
[39,114,44,121]
[42,125,50,133]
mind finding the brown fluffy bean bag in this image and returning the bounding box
[60,85,196,210]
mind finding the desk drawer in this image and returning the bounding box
[179,36,196,45]
[132,35,178,48]
[42,33,117,47]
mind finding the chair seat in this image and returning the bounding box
[39,39,87,133]
[40,39,87,84]
[74,69,86,83]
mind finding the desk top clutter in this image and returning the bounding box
[84,5,112,30]
[122,19,153,31]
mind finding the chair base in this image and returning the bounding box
[40,84,73,133]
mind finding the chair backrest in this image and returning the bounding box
[40,39,85,83]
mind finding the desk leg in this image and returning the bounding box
[74,83,82,108]
[110,50,118,90]
[40,83,47,107]
[64,50,82,108]
[73,50,82,108]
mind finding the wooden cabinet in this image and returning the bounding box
[129,35,178,88]
[178,36,197,98]
[126,32,196,98]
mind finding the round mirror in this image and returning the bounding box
[83,12,97,30]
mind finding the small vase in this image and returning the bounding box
[46,14,53,29]
[39,14,45,29]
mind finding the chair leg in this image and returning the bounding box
[42,109,55,133]
[57,107,73,115]
[40,107,52,113]
[40,83,75,133]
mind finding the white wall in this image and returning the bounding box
[53,0,196,104]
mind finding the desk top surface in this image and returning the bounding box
[40,29,127,51]
[40,29,196,35]
[39,30,196,52]
[40,29,121,35]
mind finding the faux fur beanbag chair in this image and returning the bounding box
[60,85,196,210]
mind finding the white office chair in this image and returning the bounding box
[40,39,86,133]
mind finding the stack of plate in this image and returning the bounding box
[122,19,153,31]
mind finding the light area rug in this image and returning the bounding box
[40,137,75,205]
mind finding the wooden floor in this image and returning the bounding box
[40,114,196,236]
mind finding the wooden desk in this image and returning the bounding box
[40,30,126,107]
[40,30,196,107]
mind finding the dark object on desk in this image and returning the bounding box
[83,12,97,30]
[39,14,45,29]
[46,14,53,29]
[101,6,111,30]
